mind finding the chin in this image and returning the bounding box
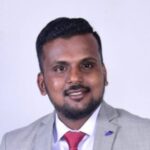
[55,98,101,120]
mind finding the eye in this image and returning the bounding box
[53,65,67,73]
[81,61,94,70]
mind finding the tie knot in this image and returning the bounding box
[64,131,85,150]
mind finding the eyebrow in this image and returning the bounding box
[52,61,69,65]
[80,57,98,63]
[52,57,98,66]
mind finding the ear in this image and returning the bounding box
[37,73,47,95]
[102,65,108,86]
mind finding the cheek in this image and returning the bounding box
[88,73,104,85]
[53,80,62,89]
[45,77,65,106]
[86,74,105,93]
[46,77,65,94]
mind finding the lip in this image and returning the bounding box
[65,89,89,101]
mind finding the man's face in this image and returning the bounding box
[37,33,107,120]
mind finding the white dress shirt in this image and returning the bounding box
[52,105,101,150]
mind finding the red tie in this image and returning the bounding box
[64,131,85,150]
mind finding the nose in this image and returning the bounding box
[67,67,83,84]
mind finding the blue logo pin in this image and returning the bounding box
[105,130,114,136]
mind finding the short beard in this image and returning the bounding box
[46,83,105,120]
[54,97,103,120]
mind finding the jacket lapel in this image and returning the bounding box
[32,113,55,150]
[93,101,120,150]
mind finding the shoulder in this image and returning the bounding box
[101,101,150,129]
[116,108,150,126]
[0,113,54,149]
[97,102,150,149]
[115,108,150,139]
[114,108,150,148]
[6,113,54,136]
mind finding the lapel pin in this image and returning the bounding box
[105,130,114,136]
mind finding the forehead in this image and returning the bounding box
[42,33,101,63]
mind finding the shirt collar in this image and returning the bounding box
[54,105,101,142]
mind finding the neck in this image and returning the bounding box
[57,112,93,130]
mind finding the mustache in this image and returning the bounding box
[64,84,90,96]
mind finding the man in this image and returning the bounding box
[0,17,150,150]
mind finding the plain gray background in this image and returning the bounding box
[0,0,150,141]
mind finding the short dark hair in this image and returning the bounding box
[36,17,103,71]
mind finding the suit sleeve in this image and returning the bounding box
[0,134,6,150]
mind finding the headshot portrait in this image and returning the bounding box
[0,0,150,150]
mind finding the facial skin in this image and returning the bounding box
[37,33,107,128]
